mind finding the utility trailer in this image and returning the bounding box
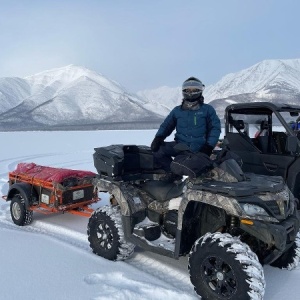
[3,162,99,225]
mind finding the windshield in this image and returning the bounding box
[228,110,300,139]
[227,108,300,155]
[229,113,271,138]
[278,111,300,131]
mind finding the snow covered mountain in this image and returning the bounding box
[0,65,166,130]
[1,59,300,130]
[137,86,182,111]
[138,59,300,118]
[205,59,300,119]
[205,59,300,101]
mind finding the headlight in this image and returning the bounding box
[240,203,269,217]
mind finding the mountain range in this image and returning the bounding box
[1,59,300,130]
[0,65,168,130]
[140,59,300,119]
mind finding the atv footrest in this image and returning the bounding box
[133,223,161,241]
[133,218,161,241]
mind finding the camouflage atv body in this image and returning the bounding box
[88,144,300,300]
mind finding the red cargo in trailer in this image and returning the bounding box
[3,163,100,226]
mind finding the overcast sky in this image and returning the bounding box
[1,0,300,92]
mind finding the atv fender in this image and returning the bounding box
[7,183,34,209]
[93,179,137,217]
[240,209,300,264]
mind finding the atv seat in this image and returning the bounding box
[140,180,185,202]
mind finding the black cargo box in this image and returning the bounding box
[93,144,154,178]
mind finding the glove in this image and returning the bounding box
[151,136,165,152]
[200,143,214,156]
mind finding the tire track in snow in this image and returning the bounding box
[0,203,90,251]
[129,252,195,295]
[0,201,196,298]
[0,154,196,297]
[0,153,64,176]
[0,178,8,196]
[53,159,93,169]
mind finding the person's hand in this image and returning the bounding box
[151,136,164,152]
[200,143,214,156]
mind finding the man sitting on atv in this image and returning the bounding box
[150,77,221,181]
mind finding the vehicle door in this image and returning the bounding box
[225,112,296,179]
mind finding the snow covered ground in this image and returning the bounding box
[0,130,299,300]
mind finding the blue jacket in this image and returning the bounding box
[156,103,221,153]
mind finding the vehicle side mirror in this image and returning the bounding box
[286,136,298,153]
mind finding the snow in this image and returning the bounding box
[203,59,300,101]
[25,65,119,93]
[1,129,300,299]
[137,58,300,105]
[0,77,30,112]
[3,58,300,130]
[0,65,165,128]
[137,85,182,112]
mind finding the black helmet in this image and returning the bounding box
[182,77,205,102]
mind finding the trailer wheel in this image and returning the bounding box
[87,205,135,261]
[10,195,33,226]
[189,232,265,300]
[271,231,300,270]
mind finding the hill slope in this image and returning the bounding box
[138,59,300,117]
[0,65,166,130]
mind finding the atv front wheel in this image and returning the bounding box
[10,195,33,226]
[189,232,265,300]
[271,231,300,270]
[87,205,135,261]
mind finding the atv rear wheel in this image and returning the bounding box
[87,205,135,261]
[10,195,33,226]
[189,232,265,300]
[271,231,300,270]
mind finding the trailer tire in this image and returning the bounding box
[87,205,135,261]
[189,232,265,300]
[10,195,33,226]
[271,231,300,270]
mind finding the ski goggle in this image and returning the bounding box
[182,79,205,92]
[182,88,201,93]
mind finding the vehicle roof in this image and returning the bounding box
[225,102,300,114]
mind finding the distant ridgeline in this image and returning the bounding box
[0,119,164,131]
[1,59,300,130]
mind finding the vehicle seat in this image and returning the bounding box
[256,120,269,153]
[226,119,259,152]
[273,132,288,154]
[232,119,247,133]
[257,120,269,136]
[140,180,185,202]
[255,121,278,153]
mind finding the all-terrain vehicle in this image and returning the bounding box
[224,102,300,200]
[87,144,300,300]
